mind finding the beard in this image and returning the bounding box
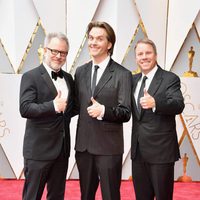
[44,57,65,72]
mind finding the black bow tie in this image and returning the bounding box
[51,70,63,80]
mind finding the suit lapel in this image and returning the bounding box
[147,66,163,97]
[132,73,142,120]
[63,72,71,101]
[62,72,74,114]
[39,65,57,97]
[84,62,93,96]
[93,59,114,97]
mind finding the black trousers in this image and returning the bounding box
[75,151,122,200]
[132,148,174,200]
[23,147,68,200]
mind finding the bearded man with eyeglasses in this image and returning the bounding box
[19,32,74,200]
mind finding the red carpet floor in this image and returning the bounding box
[0,180,199,200]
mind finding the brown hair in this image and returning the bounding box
[134,38,157,55]
[87,21,116,56]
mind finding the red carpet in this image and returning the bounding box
[0,180,199,199]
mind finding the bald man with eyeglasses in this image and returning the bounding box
[20,32,74,200]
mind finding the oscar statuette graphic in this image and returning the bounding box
[177,153,192,182]
[37,44,44,64]
[132,66,140,75]
[183,46,198,77]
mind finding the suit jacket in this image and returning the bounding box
[20,64,74,160]
[74,59,132,155]
[131,66,185,163]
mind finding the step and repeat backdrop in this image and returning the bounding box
[0,0,200,180]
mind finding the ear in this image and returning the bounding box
[43,47,47,53]
[107,41,112,51]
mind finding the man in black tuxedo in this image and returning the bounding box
[20,32,74,200]
[131,38,185,200]
[74,21,132,200]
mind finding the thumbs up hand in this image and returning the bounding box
[54,90,67,113]
[140,89,155,109]
[87,97,104,118]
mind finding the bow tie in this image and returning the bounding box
[51,70,63,80]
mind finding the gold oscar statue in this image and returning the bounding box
[37,45,44,64]
[177,153,192,182]
[132,66,141,75]
[183,46,198,77]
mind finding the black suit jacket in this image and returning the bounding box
[20,64,74,160]
[131,66,185,163]
[74,59,132,155]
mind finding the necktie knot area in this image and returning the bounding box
[94,65,99,71]
[51,70,63,80]
[142,76,147,83]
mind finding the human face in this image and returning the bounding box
[88,27,112,63]
[135,43,157,75]
[44,37,68,71]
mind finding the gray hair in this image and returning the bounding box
[44,32,69,51]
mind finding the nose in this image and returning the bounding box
[90,38,97,45]
[141,53,148,59]
[56,52,61,58]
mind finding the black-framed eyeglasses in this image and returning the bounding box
[46,47,68,57]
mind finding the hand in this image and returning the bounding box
[140,89,155,109]
[54,90,67,113]
[87,97,104,118]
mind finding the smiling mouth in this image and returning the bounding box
[141,62,150,64]
[90,47,98,50]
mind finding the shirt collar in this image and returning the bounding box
[43,62,64,78]
[92,56,110,71]
[142,65,158,80]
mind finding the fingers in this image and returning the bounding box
[56,100,67,113]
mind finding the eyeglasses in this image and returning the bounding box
[46,47,68,57]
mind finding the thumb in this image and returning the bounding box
[143,88,148,97]
[56,90,62,98]
[91,97,97,104]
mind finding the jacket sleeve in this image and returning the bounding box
[19,72,55,119]
[103,70,132,123]
[154,74,185,115]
